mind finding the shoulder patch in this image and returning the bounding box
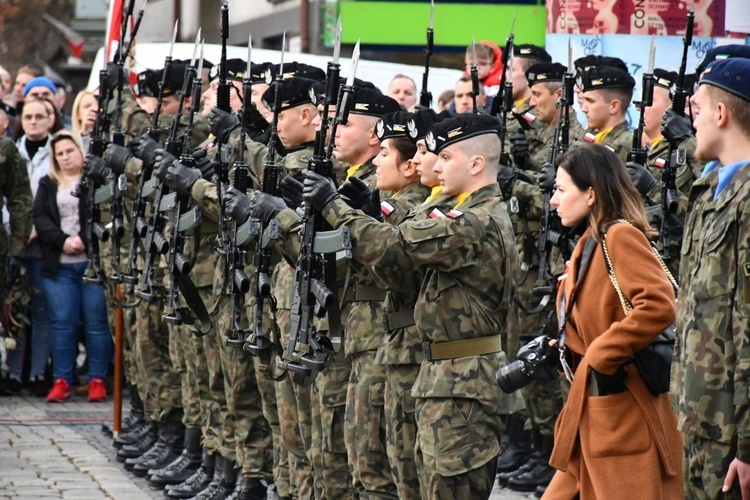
[583,132,596,143]
[411,219,438,230]
[381,200,395,216]
[654,157,666,168]
[446,209,463,219]
[428,208,446,219]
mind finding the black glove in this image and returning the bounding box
[497,164,517,199]
[303,170,339,211]
[591,367,627,396]
[131,133,162,167]
[6,256,23,288]
[251,192,287,224]
[340,177,382,219]
[243,103,270,133]
[661,108,694,146]
[208,107,240,143]
[626,161,658,196]
[84,154,111,183]
[224,186,253,223]
[193,149,214,180]
[166,160,202,196]
[101,62,121,93]
[103,143,133,175]
[509,132,530,168]
[153,149,177,184]
[539,162,556,192]
[280,176,304,209]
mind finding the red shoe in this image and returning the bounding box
[46,378,72,403]
[88,378,107,402]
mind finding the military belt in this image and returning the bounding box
[423,335,503,361]
[384,309,415,331]
[344,285,387,302]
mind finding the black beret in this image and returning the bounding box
[513,44,552,63]
[261,77,317,112]
[526,62,567,86]
[208,58,247,82]
[159,61,187,97]
[309,77,377,106]
[574,55,629,75]
[653,68,678,90]
[248,62,274,84]
[375,111,413,141]
[683,73,698,95]
[350,86,401,117]
[135,69,160,98]
[425,113,501,154]
[269,62,326,83]
[696,44,750,75]
[699,57,750,103]
[576,66,635,92]
[406,108,450,142]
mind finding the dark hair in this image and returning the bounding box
[556,143,655,238]
[599,87,633,115]
[390,136,417,165]
[14,98,60,140]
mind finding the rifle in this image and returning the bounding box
[138,30,201,301]
[418,0,434,109]
[628,37,655,168]
[469,36,480,114]
[215,0,232,259]
[659,6,694,261]
[122,20,179,286]
[490,11,516,117]
[534,39,574,298]
[225,35,257,350]
[277,37,357,387]
[244,34,286,357]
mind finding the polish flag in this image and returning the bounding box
[105,0,138,86]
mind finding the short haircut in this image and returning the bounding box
[517,57,546,74]
[438,90,454,106]
[465,44,496,62]
[536,81,563,94]
[456,76,484,95]
[390,74,416,89]
[457,133,501,171]
[16,64,43,79]
[599,87,633,115]
[705,85,750,140]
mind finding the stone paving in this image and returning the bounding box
[0,390,532,499]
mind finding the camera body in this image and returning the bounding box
[496,335,560,394]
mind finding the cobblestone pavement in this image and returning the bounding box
[0,391,533,499]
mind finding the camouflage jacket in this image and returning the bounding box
[673,161,750,460]
[526,112,585,173]
[0,136,32,257]
[643,136,701,209]
[320,182,517,406]
[578,121,632,163]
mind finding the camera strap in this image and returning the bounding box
[557,234,597,382]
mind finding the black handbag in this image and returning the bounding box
[600,222,678,395]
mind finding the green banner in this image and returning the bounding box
[337,2,546,47]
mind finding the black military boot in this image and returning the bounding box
[232,477,269,500]
[507,432,556,492]
[193,458,237,500]
[116,422,158,462]
[121,387,145,435]
[114,416,151,449]
[148,427,202,488]
[165,451,217,499]
[131,420,185,477]
[496,414,532,474]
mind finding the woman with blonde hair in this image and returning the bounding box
[70,90,98,153]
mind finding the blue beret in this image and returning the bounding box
[699,57,750,103]
[425,113,501,154]
[696,44,750,75]
[23,76,56,98]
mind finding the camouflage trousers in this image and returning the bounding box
[275,308,314,500]
[384,364,421,500]
[344,350,398,498]
[684,434,740,499]
[202,302,231,458]
[133,296,181,423]
[311,347,354,499]
[414,397,501,500]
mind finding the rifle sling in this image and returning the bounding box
[177,273,212,336]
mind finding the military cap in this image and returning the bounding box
[208,58,247,82]
[261,77,317,112]
[683,73,698,95]
[652,68,677,90]
[699,57,750,103]
[349,86,401,117]
[513,44,552,63]
[425,113,501,154]
[375,111,413,141]
[407,108,450,142]
[696,44,750,75]
[574,55,629,75]
[268,62,325,83]
[135,69,161,98]
[526,62,566,87]
[248,62,274,84]
[309,77,377,106]
[159,61,187,97]
[576,66,635,92]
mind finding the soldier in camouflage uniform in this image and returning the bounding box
[672,58,750,499]
[298,113,518,499]
[505,44,552,153]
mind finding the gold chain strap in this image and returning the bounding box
[601,219,679,317]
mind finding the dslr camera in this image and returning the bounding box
[496,335,559,394]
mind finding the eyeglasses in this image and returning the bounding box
[22,113,49,121]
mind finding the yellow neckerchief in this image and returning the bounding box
[594,127,615,144]
[514,97,530,110]
[453,191,473,209]
[650,136,663,150]
[422,185,443,205]
[346,164,361,181]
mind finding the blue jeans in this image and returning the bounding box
[6,257,51,379]
[41,261,112,385]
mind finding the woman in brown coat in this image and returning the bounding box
[543,144,683,499]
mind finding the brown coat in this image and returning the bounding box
[544,223,683,499]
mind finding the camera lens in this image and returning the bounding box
[496,359,532,394]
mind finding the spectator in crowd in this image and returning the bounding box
[463,40,504,96]
[12,64,42,114]
[50,78,72,128]
[71,90,97,153]
[453,76,486,114]
[436,89,454,113]
[387,74,418,111]
[32,130,112,403]
[0,65,13,108]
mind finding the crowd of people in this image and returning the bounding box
[0,24,749,500]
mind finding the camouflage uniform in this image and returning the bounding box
[525,112,584,172]
[577,121,632,163]
[318,183,518,499]
[672,161,750,500]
